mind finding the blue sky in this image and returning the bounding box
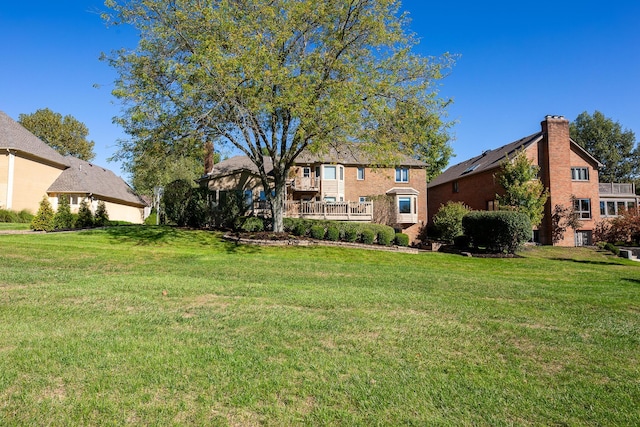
[1,1,638,179]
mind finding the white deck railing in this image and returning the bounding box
[284,201,373,221]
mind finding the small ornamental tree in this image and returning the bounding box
[76,199,94,228]
[163,179,193,226]
[53,194,74,229]
[595,207,640,244]
[432,201,471,243]
[94,201,110,226]
[551,197,583,244]
[496,150,548,227]
[31,196,55,231]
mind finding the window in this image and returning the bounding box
[571,167,589,181]
[69,195,79,205]
[359,196,368,203]
[244,190,253,207]
[574,198,591,219]
[339,166,344,181]
[357,167,365,180]
[452,181,459,193]
[398,197,412,214]
[487,200,497,211]
[324,166,337,180]
[303,167,311,178]
[628,201,637,211]
[324,196,336,203]
[395,167,409,183]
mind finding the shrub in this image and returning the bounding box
[604,242,620,256]
[163,179,193,226]
[361,229,376,245]
[326,226,340,241]
[377,228,395,246]
[394,233,409,247]
[454,234,470,249]
[236,216,265,232]
[144,209,158,225]
[344,227,359,243]
[462,210,531,254]
[76,199,95,228]
[30,196,55,231]
[53,194,74,229]
[94,200,110,227]
[293,221,307,236]
[186,187,213,228]
[310,224,325,239]
[17,210,34,223]
[0,209,18,223]
[433,201,471,243]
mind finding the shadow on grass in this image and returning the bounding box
[104,225,263,254]
[550,257,624,266]
[104,225,189,245]
[622,278,640,285]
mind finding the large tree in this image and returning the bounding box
[570,111,638,183]
[104,0,455,231]
[18,108,96,161]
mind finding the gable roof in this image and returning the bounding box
[0,110,69,168]
[428,132,543,188]
[205,155,274,178]
[295,144,426,167]
[48,156,147,207]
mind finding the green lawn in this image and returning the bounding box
[1,226,638,425]
[0,223,30,231]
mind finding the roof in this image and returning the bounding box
[428,132,543,188]
[295,144,427,167]
[204,144,425,180]
[205,155,274,178]
[0,110,69,168]
[48,156,147,207]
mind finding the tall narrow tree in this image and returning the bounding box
[104,0,455,231]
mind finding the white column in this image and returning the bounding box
[6,150,15,209]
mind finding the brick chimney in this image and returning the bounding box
[538,115,572,245]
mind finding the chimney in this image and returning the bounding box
[539,115,571,244]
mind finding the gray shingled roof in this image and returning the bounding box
[295,144,426,167]
[48,156,146,207]
[206,155,274,177]
[0,110,69,167]
[428,133,543,188]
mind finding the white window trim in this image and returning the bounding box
[571,167,589,181]
[395,167,409,183]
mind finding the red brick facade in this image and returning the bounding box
[428,116,601,246]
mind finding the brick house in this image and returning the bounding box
[0,110,147,223]
[427,115,603,246]
[200,145,428,242]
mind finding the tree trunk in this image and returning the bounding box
[270,181,285,232]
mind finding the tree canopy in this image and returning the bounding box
[569,111,638,183]
[496,150,548,227]
[18,108,96,161]
[104,0,455,231]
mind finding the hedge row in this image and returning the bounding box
[461,210,531,254]
[283,218,409,246]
